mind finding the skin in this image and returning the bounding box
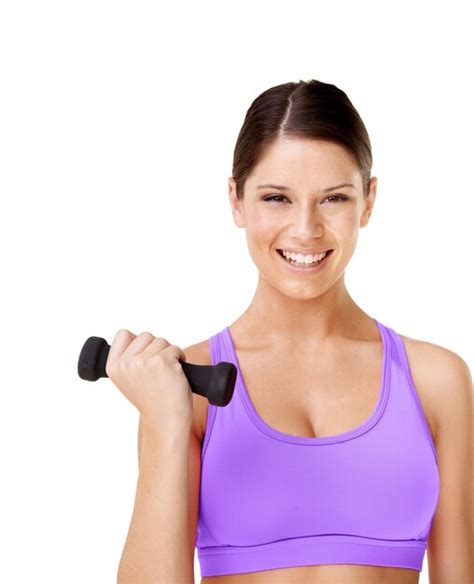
[228,136,378,344]
[187,135,472,583]
[199,137,422,584]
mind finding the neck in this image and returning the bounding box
[237,272,370,345]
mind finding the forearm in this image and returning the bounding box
[117,420,193,584]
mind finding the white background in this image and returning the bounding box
[1,1,472,583]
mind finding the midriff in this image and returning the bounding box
[201,564,419,583]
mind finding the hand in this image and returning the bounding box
[105,329,192,432]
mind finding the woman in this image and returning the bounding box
[113,80,472,584]
[187,80,472,584]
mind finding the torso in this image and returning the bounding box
[188,320,439,584]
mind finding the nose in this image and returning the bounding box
[290,204,325,239]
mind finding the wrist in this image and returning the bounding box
[140,413,192,440]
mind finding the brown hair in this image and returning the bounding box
[231,79,373,200]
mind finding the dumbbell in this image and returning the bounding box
[77,336,236,407]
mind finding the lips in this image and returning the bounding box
[275,248,334,271]
[276,248,333,256]
[276,249,333,261]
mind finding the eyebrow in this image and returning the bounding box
[256,182,356,193]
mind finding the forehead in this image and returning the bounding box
[246,138,360,189]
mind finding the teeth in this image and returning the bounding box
[281,250,328,264]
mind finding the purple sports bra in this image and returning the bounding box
[196,319,440,577]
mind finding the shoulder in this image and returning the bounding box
[182,338,212,442]
[399,333,472,446]
[401,335,474,578]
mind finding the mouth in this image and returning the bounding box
[276,248,334,272]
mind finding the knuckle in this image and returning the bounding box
[138,331,154,339]
[114,357,129,378]
[134,355,146,368]
[166,343,181,355]
[112,329,132,347]
[151,338,170,352]
[151,351,166,364]
[117,328,131,337]
[115,357,127,372]
[160,345,173,357]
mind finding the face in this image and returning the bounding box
[228,138,377,299]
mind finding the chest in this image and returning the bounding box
[232,339,386,439]
[199,336,437,443]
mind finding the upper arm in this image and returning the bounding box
[187,422,202,567]
[426,348,473,584]
[183,341,210,567]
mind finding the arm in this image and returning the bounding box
[117,416,194,584]
[426,349,473,584]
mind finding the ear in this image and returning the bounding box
[360,176,378,228]
[228,176,245,228]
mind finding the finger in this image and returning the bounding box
[121,331,159,358]
[140,336,172,359]
[161,343,187,363]
[106,329,137,372]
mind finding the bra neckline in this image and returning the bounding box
[224,318,392,445]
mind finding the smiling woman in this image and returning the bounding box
[184,80,473,584]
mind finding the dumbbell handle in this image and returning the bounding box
[77,336,236,407]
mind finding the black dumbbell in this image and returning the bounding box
[77,336,236,407]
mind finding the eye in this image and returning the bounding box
[262,194,349,204]
[323,194,349,203]
[262,194,288,203]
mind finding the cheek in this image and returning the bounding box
[327,209,359,236]
[246,207,359,242]
[332,215,361,260]
[246,212,278,239]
